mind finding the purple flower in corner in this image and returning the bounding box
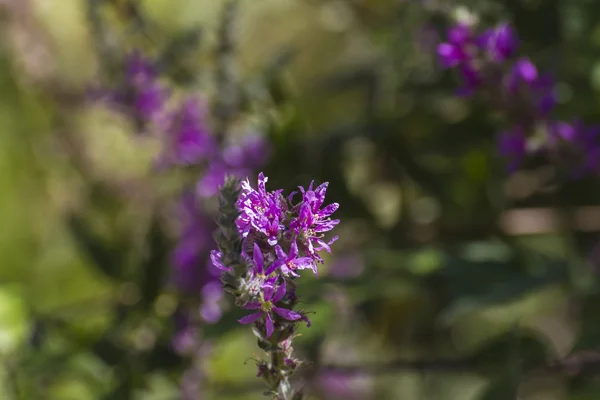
[238,280,301,338]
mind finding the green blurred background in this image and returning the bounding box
[2,0,600,399]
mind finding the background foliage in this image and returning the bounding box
[2,0,600,399]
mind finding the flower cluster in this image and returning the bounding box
[438,21,600,176]
[212,174,339,399]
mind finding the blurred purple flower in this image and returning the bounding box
[498,127,528,172]
[90,51,169,134]
[317,370,373,400]
[172,313,199,356]
[481,23,518,62]
[456,64,481,96]
[200,281,224,324]
[172,191,215,292]
[196,135,270,198]
[328,253,365,279]
[546,120,600,176]
[223,134,271,170]
[157,97,217,168]
[437,24,475,68]
[507,58,539,89]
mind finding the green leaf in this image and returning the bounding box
[67,214,124,280]
[571,290,600,352]
[469,329,550,374]
[436,254,569,324]
[477,376,519,400]
[139,217,170,309]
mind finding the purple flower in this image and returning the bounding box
[222,134,270,170]
[438,43,468,68]
[172,192,215,292]
[126,50,156,85]
[196,162,229,198]
[251,242,281,277]
[329,253,365,279]
[481,23,518,62]
[89,51,169,134]
[507,58,538,90]
[504,58,556,117]
[172,314,199,356]
[272,240,316,277]
[158,97,217,168]
[200,281,224,324]
[236,173,284,246]
[209,250,231,272]
[317,370,373,400]
[238,280,301,338]
[546,120,600,176]
[498,127,528,172]
[456,63,482,96]
[437,24,474,68]
[290,181,339,261]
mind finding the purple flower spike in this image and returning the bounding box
[213,175,339,396]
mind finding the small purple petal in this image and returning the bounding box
[272,281,287,303]
[210,250,231,271]
[253,242,264,275]
[265,313,275,338]
[263,283,275,302]
[238,312,263,325]
[243,302,262,310]
[273,307,302,321]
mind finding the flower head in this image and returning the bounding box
[238,280,301,338]
[481,23,518,62]
[437,24,474,68]
[290,181,340,262]
[236,173,284,246]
